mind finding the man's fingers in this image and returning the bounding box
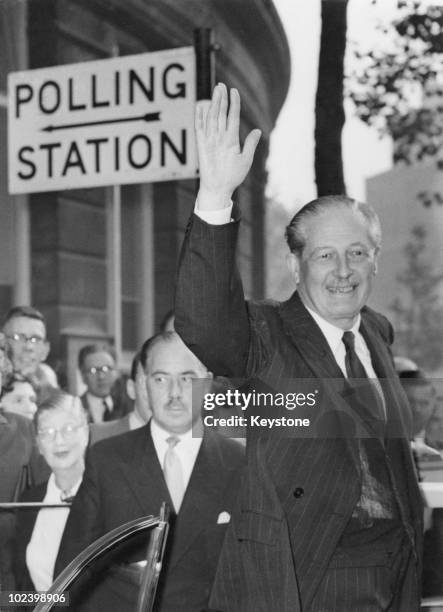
[218,83,228,133]
[195,100,210,133]
[227,88,240,146]
[206,84,222,136]
[242,129,261,166]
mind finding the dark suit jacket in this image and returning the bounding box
[80,390,132,424]
[0,412,50,591]
[14,481,48,591]
[55,423,244,612]
[175,213,424,612]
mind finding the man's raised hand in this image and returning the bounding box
[195,83,261,211]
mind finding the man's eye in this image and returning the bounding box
[154,376,166,383]
[181,375,193,384]
[348,249,367,260]
[316,252,333,261]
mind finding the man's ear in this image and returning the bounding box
[286,252,300,284]
[204,370,213,393]
[126,378,136,401]
[134,366,149,403]
[373,248,380,275]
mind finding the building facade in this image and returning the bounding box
[367,161,443,374]
[0,0,290,389]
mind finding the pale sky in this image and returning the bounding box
[267,0,415,210]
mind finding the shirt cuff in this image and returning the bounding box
[194,199,233,225]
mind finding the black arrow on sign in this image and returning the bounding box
[41,112,161,132]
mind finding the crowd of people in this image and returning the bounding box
[0,305,246,610]
[0,83,443,610]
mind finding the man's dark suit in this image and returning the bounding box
[175,213,424,611]
[55,422,244,611]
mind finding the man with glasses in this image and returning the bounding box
[2,305,57,388]
[175,84,423,611]
[78,343,124,423]
[56,331,244,612]
[89,352,151,444]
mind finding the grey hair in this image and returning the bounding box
[285,195,382,257]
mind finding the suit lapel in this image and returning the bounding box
[119,425,173,517]
[359,313,409,437]
[168,431,227,570]
[116,427,234,571]
[279,292,360,463]
[360,313,420,522]
[279,292,344,380]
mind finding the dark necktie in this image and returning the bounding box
[342,331,367,379]
[103,400,112,422]
[60,491,75,504]
[342,331,385,436]
[342,336,394,525]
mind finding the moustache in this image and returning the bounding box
[166,399,186,410]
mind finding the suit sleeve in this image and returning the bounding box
[175,211,250,377]
[54,447,104,577]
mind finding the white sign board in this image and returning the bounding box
[8,47,198,194]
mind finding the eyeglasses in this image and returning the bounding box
[83,365,115,376]
[37,422,87,442]
[6,333,46,346]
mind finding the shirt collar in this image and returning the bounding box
[304,304,361,355]
[48,472,83,501]
[86,393,112,408]
[150,418,195,445]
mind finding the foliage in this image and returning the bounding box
[346,0,443,175]
[390,225,443,371]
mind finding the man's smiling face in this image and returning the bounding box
[290,207,379,330]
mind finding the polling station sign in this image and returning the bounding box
[8,47,198,194]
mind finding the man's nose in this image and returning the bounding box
[169,377,183,398]
[334,254,352,278]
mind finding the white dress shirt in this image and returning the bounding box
[305,307,377,379]
[26,473,82,590]
[195,199,233,224]
[150,420,202,491]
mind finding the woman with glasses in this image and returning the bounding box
[14,389,89,591]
